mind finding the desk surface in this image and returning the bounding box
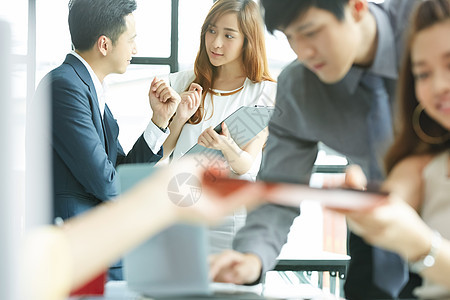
[275,250,350,274]
[69,278,338,300]
[69,252,348,300]
[277,249,350,261]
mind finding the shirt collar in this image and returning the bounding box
[343,3,398,94]
[70,50,106,117]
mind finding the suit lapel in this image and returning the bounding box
[63,54,107,150]
[64,54,98,101]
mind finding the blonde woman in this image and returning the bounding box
[161,0,276,253]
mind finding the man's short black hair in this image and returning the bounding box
[68,0,137,51]
[260,0,349,33]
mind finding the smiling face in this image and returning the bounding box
[282,6,361,83]
[204,12,245,69]
[412,20,450,131]
[108,13,137,74]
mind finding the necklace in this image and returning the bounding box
[208,84,244,97]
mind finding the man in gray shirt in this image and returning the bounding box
[209,0,421,298]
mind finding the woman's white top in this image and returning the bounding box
[168,70,276,253]
[169,70,276,181]
[413,151,450,299]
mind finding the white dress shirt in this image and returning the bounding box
[69,51,169,154]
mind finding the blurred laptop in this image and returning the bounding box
[118,164,267,299]
[118,163,212,298]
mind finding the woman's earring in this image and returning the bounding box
[412,103,450,144]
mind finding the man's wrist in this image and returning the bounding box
[151,117,169,132]
[238,253,262,285]
[155,124,168,133]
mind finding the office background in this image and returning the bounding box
[0,0,382,298]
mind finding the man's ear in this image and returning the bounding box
[349,0,369,22]
[97,35,110,56]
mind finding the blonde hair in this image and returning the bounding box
[189,0,274,124]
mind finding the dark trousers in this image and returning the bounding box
[344,233,422,299]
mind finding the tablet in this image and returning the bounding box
[202,170,388,211]
[184,106,274,156]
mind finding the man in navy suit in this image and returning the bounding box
[33,0,181,279]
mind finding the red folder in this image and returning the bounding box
[69,270,106,296]
[202,169,387,211]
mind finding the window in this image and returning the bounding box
[134,0,172,58]
[178,0,214,70]
[0,1,28,56]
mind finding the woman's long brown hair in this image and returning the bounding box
[384,0,450,174]
[188,0,275,124]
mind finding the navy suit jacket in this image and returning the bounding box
[36,54,162,220]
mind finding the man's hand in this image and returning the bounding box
[209,250,262,285]
[149,77,181,129]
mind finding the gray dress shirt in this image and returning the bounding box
[233,1,421,298]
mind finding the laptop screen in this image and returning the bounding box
[117,163,211,297]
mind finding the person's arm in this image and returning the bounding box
[148,77,181,130]
[342,155,431,244]
[160,116,185,161]
[160,83,202,161]
[23,157,269,300]
[118,77,185,165]
[381,155,432,209]
[209,69,319,283]
[421,238,450,288]
[197,81,276,175]
[209,129,317,284]
[115,124,165,166]
[343,156,450,288]
[345,196,450,289]
[197,123,268,175]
